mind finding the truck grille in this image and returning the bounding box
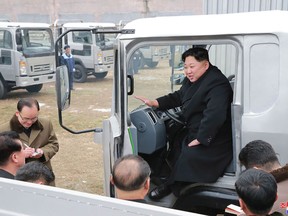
[159,48,169,55]
[32,64,50,72]
[105,56,114,63]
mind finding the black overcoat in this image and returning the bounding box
[157,65,233,183]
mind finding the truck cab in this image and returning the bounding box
[54,22,118,82]
[55,11,288,214]
[0,22,55,99]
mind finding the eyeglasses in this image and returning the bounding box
[19,113,38,122]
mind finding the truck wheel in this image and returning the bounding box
[145,60,158,68]
[74,64,87,83]
[0,79,8,99]
[139,56,146,69]
[94,71,108,79]
[26,84,43,93]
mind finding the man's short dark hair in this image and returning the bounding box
[0,134,22,166]
[0,131,20,140]
[17,98,40,112]
[182,47,209,62]
[64,45,70,50]
[239,140,280,171]
[112,154,151,191]
[235,168,277,215]
[15,161,55,185]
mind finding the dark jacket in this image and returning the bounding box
[157,65,233,183]
[0,169,14,179]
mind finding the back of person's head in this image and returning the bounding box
[15,161,55,185]
[0,135,22,166]
[17,98,40,112]
[112,154,151,191]
[182,47,209,62]
[239,140,280,172]
[235,168,277,216]
[0,131,20,140]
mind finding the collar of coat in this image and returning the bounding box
[270,164,288,183]
[62,53,73,59]
[9,114,43,133]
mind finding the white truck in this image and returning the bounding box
[0,22,55,99]
[54,22,118,82]
[0,178,201,216]
[55,10,288,215]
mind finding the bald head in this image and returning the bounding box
[112,154,151,191]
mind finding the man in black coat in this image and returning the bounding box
[135,47,233,200]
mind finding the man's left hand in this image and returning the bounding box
[188,139,200,147]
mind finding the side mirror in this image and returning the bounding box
[15,30,22,45]
[55,65,70,111]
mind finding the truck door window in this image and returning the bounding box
[72,31,92,44]
[0,30,12,65]
[249,43,279,113]
[128,43,238,112]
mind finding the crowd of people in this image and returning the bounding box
[0,46,287,216]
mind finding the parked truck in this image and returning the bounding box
[53,21,118,82]
[0,22,55,99]
[55,10,288,215]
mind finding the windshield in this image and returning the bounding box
[95,33,116,50]
[18,28,54,55]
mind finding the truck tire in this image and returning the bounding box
[94,71,108,79]
[145,59,158,68]
[0,79,8,99]
[26,84,43,93]
[74,64,87,83]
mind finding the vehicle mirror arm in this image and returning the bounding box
[58,109,102,134]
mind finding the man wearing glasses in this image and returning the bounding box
[0,98,59,185]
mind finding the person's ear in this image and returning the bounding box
[275,193,278,202]
[11,152,18,163]
[110,175,114,185]
[144,177,150,190]
[204,61,209,70]
[239,199,248,212]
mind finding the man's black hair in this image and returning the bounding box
[181,47,209,62]
[15,161,55,185]
[0,135,22,166]
[239,140,280,171]
[17,98,40,112]
[235,168,277,215]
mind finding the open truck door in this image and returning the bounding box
[54,27,135,197]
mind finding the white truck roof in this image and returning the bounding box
[0,22,51,28]
[120,10,288,39]
[62,22,116,29]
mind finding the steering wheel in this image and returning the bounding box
[164,109,186,126]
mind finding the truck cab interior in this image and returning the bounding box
[127,42,240,215]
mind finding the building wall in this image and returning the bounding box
[0,0,204,24]
[203,0,288,14]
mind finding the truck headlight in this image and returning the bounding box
[19,60,27,76]
[97,52,103,64]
